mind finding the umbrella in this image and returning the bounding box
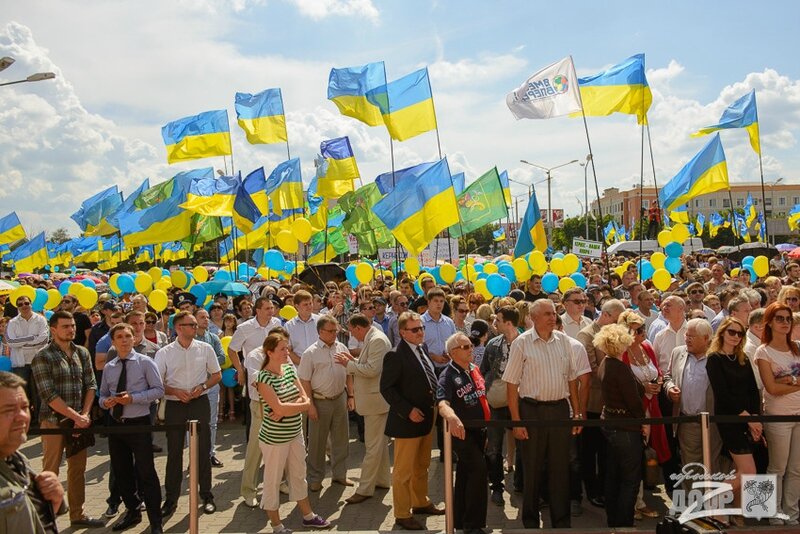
[298,263,346,293]
[199,280,251,296]
[716,242,778,262]
[776,243,798,252]
[0,280,18,295]
[788,247,800,260]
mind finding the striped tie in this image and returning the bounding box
[417,346,437,390]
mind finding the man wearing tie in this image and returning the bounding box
[380,312,445,531]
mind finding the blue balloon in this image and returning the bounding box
[0,356,11,372]
[413,278,424,295]
[664,257,682,274]
[476,272,488,280]
[639,260,655,281]
[213,269,231,281]
[162,268,170,277]
[284,261,296,274]
[117,274,135,293]
[238,263,250,277]
[541,272,559,293]
[32,288,48,312]
[570,272,587,289]
[53,266,60,272]
[454,272,464,282]
[551,252,565,260]
[189,284,207,306]
[265,249,285,271]
[664,242,683,259]
[248,266,257,277]
[70,266,77,274]
[576,259,583,273]
[43,264,51,272]
[221,368,238,388]
[430,266,445,286]
[744,264,757,283]
[498,264,516,283]
[474,263,484,273]
[58,281,73,296]
[486,274,511,297]
[346,264,358,287]
[44,310,53,320]
[741,255,755,266]
[80,278,96,289]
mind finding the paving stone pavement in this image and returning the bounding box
[22,420,672,533]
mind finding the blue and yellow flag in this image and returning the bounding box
[161,110,232,164]
[367,68,437,141]
[787,204,800,231]
[180,174,239,217]
[135,245,154,265]
[577,54,652,124]
[709,212,724,238]
[328,62,387,127]
[692,90,760,155]
[264,158,305,215]
[71,186,123,237]
[498,170,512,208]
[242,167,268,215]
[744,193,757,228]
[515,189,548,257]
[373,158,458,256]
[603,221,617,245]
[658,133,729,212]
[695,213,705,237]
[108,179,150,231]
[235,88,288,144]
[493,227,506,242]
[232,174,262,234]
[452,173,465,195]
[0,212,25,245]
[10,232,48,273]
[755,212,766,242]
[669,205,690,224]
[315,137,359,199]
[375,161,436,195]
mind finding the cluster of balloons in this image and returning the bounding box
[275,217,313,254]
[730,255,769,283]
[625,223,693,290]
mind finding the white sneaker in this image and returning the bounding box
[279,481,289,495]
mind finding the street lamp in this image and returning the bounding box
[0,57,15,72]
[0,70,56,87]
[520,158,579,244]
[767,177,784,244]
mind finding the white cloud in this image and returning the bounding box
[429,53,528,90]
[287,0,379,22]
[647,59,685,86]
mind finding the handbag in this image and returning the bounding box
[486,378,508,409]
[643,444,661,488]
[58,417,95,458]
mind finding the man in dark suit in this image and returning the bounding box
[380,311,445,530]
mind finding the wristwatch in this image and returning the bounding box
[792,376,797,386]
[202,383,208,391]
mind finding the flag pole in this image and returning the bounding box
[638,114,646,280]
[756,133,769,243]
[645,121,661,234]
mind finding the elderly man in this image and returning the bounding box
[438,332,490,534]
[298,315,354,492]
[704,263,728,293]
[576,298,625,509]
[335,313,392,504]
[503,299,582,529]
[651,296,688,372]
[381,311,444,530]
[0,371,65,533]
[663,318,723,487]
[716,296,752,334]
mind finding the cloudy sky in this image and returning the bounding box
[2,0,799,237]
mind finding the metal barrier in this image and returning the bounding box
[29,420,202,533]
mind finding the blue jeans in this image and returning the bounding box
[207,385,220,456]
[603,428,642,527]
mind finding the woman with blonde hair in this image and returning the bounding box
[707,316,762,527]
[763,276,783,306]
[777,285,800,313]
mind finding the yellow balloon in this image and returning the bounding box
[192,265,209,283]
[562,253,580,274]
[622,260,634,270]
[440,263,457,284]
[475,278,492,300]
[550,258,566,277]
[155,277,171,291]
[220,335,232,355]
[257,267,269,279]
[483,263,498,274]
[614,266,626,278]
[279,305,298,321]
[671,223,690,245]
[752,256,769,278]
[68,282,84,297]
[10,285,36,306]
[558,277,576,293]
[291,218,313,243]
[650,251,666,270]
[147,266,163,281]
[276,230,298,254]
[657,230,673,248]
[77,286,98,309]
[355,262,374,284]
[730,268,740,278]
[134,273,153,293]
[404,257,420,277]
[170,270,188,289]
[149,289,168,312]
[461,264,477,282]
[512,258,531,282]
[652,268,672,291]
[528,251,548,275]
[45,288,62,310]
[109,273,121,294]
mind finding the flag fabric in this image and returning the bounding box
[108,179,150,231]
[180,175,239,216]
[514,189,548,257]
[327,62,387,127]
[787,204,800,231]
[692,90,760,155]
[242,167,269,215]
[0,212,25,245]
[493,228,506,242]
[315,137,359,199]
[339,182,394,255]
[604,221,617,245]
[71,186,123,236]
[308,227,349,264]
[452,173,465,195]
[232,177,262,234]
[658,134,729,212]
[161,110,232,164]
[755,211,766,242]
[306,176,324,216]
[264,159,304,215]
[366,68,437,141]
[695,213,705,237]
[375,162,436,195]
[373,158,458,255]
[182,214,224,251]
[450,168,509,237]
[576,53,652,124]
[234,88,288,144]
[135,245,154,264]
[9,232,48,273]
[669,205,690,224]
[498,170,512,208]
[743,193,758,228]
[506,56,582,120]
[709,212,724,238]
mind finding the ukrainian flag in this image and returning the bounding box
[136,245,154,264]
[242,167,269,215]
[695,213,705,237]
[669,205,690,224]
[373,158,458,256]
[161,110,232,164]
[180,174,239,216]
[235,88,288,144]
[514,189,548,257]
[10,232,48,273]
[577,53,652,125]
[0,212,25,245]
[658,134,729,212]
[232,174,262,234]
[108,179,150,231]
[375,161,436,195]
[603,222,617,245]
[709,212,724,238]
[744,193,757,228]
[788,204,800,231]
[452,173,465,195]
[367,68,437,142]
[493,228,506,242]
[265,159,304,216]
[692,90,760,155]
[499,170,512,208]
[316,137,358,199]
[328,62,386,127]
[71,186,123,237]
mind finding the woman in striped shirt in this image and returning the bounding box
[256,333,330,533]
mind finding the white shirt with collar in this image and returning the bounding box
[285,313,320,357]
[502,328,577,402]
[154,339,222,401]
[6,312,49,367]
[229,316,282,358]
[297,338,349,398]
[560,312,591,340]
[653,320,687,372]
[244,347,266,400]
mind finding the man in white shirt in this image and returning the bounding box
[560,288,591,339]
[652,296,688,372]
[686,283,716,322]
[154,311,222,517]
[240,342,267,508]
[285,290,319,364]
[228,296,282,386]
[636,290,658,331]
[5,295,49,420]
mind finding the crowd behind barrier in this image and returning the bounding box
[1,246,800,533]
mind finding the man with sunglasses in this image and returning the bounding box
[381,311,444,530]
[560,288,591,339]
[686,283,716,322]
[6,296,49,422]
[387,295,410,347]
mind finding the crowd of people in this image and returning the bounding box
[1,250,800,533]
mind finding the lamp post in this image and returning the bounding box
[579,154,592,238]
[0,71,56,87]
[767,177,784,244]
[0,57,15,72]
[520,158,579,244]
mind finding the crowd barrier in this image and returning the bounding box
[28,420,203,534]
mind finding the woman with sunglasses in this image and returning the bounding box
[777,286,800,313]
[755,303,800,526]
[143,312,168,348]
[706,316,762,527]
[450,296,470,334]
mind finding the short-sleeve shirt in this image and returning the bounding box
[257,364,302,444]
[754,344,800,415]
[436,361,486,423]
[502,328,577,401]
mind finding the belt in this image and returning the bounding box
[521,398,567,406]
[116,415,151,424]
[313,391,344,401]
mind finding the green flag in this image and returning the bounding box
[308,226,349,263]
[339,182,394,254]
[135,178,176,209]
[182,214,223,252]
[450,167,508,237]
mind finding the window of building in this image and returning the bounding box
[736,198,744,207]
[694,199,703,208]
[779,197,786,206]
[723,198,730,208]
[794,196,799,205]
[643,200,649,208]
[764,197,772,206]
[709,198,717,207]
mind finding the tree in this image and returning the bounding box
[551,214,614,251]
[48,227,71,244]
[457,224,500,257]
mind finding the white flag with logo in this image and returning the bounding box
[506,56,583,120]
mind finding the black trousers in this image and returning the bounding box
[603,428,642,528]
[486,406,523,491]
[164,396,213,502]
[453,429,488,530]
[519,399,571,529]
[579,411,605,500]
[108,416,162,529]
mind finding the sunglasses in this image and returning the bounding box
[177,323,198,329]
[453,343,472,352]
[567,299,588,304]
[690,289,705,295]
[397,302,409,307]
[320,328,338,334]
[457,308,468,313]
[774,315,793,324]
[145,320,157,324]
[17,302,31,307]
[725,329,745,338]
[633,326,645,335]
[403,326,425,334]
[786,296,800,302]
